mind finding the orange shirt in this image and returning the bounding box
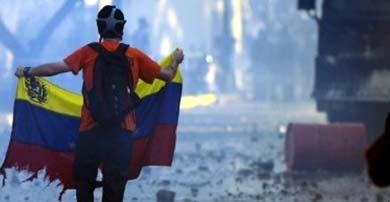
[64,40,161,132]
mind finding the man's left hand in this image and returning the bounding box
[14,66,25,78]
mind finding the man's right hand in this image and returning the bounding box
[173,49,184,64]
[14,66,26,78]
[156,49,184,82]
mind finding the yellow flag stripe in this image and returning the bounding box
[16,77,83,117]
[15,50,183,117]
[135,53,183,98]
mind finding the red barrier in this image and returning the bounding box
[285,123,368,172]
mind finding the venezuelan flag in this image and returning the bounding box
[1,52,182,191]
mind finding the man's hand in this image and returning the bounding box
[156,49,185,81]
[173,49,184,64]
[14,66,26,78]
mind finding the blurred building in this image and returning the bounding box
[245,0,316,102]
[0,0,318,117]
[211,0,235,94]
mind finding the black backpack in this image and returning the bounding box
[82,42,140,125]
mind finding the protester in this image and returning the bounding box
[15,5,184,202]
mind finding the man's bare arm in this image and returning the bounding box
[15,61,72,77]
[156,49,184,82]
[156,60,179,81]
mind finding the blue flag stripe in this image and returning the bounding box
[135,82,181,138]
[12,100,80,152]
[11,83,182,152]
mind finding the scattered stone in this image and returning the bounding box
[191,187,199,197]
[360,196,369,202]
[178,180,211,188]
[376,193,384,202]
[214,154,225,163]
[250,136,258,142]
[274,173,282,184]
[156,189,175,202]
[198,166,210,172]
[237,168,254,178]
[283,179,292,189]
[312,192,322,202]
[280,189,288,196]
[131,197,138,201]
[158,180,171,186]
[301,181,308,188]
[310,182,318,189]
[258,161,274,172]
[175,169,183,174]
[268,144,275,150]
[257,171,271,179]
[216,179,223,185]
[262,182,269,190]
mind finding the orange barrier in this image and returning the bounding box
[285,123,368,172]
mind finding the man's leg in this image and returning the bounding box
[73,128,103,202]
[102,128,133,202]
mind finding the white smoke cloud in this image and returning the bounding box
[358,70,390,100]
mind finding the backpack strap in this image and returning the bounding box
[114,43,139,114]
[118,43,135,88]
[116,43,130,55]
[88,42,106,54]
[117,43,133,66]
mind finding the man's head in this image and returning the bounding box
[97,5,126,40]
